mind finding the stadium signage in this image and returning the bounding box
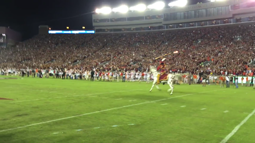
[48,30,95,34]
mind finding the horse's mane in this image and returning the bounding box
[150,66,158,73]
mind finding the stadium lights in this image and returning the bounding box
[112,5,129,13]
[168,0,188,7]
[148,1,165,10]
[95,6,112,14]
[130,4,146,12]
[66,26,69,29]
[210,0,225,2]
[82,26,85,29]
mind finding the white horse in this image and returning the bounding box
[149,66,175,94]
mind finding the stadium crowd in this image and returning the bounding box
[0,24,255,79]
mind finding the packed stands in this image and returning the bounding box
[0,23,255,75]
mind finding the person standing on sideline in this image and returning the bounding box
[91,69,94,81]
[122,71,126,82]
[234,76,239,88]
[251,76,254,87]
[220,76,224,88]
[22,70,25,77]
[226,75,230,88]
[188,73,191,85]
[46,68,49,78]
[253,76,255,89]
[26,68,30,77]
[241,76,244,86]
[202,75,206,87]
[246,76,249,87]
[62,68,66,79]
[32,69,35,77]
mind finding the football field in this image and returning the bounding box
[0,77,255,143]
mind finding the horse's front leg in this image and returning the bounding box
[150,79,157,92]
[168,81,173,95]
[170,84,174,95]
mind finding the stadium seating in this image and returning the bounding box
[0,23,255,75]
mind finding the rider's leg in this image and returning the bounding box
[157,74,160,84]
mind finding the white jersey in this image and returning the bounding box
[102,73,105,79]
[42,70,45,75]
[138,73,142,79]
[135,72,139,78]
[131,72,135,78]
[144,72,147,78]
[147,73,150,80]
[105,73,109,79]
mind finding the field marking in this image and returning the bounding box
[220,109,255,143]
[0,94,191,133]
[11,89,144,103]
[224,110,229,113]
[201,108,206,110]
[161,103,168,105]
[112,125,118,128]
[181,105,186,108]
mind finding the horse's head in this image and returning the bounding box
[150,66,159,75]
[150,66,156,73]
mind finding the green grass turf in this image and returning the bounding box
[0,76,255,143]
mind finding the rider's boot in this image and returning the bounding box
[157,74,160,84]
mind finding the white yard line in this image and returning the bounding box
[0,94,192,133]
[220,109,255,143]
[11,89,144,103]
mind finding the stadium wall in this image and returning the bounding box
[0,27,21,47]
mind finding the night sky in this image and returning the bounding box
[1,0,206,40]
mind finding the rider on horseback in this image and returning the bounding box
[156,58,168,84]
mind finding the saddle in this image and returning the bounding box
[157,73,168,84]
